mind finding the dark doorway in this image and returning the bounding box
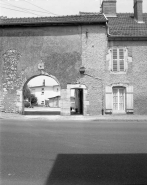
[71,88,83,115]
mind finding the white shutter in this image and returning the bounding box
[106,49,112,71]
[126,86,133,113]
[105,86,112,113]
[119,48,125,71]
[112,48,118,71]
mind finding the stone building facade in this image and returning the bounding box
[0,15,107,115]
[104,0,147,115]
[0,0,147,116]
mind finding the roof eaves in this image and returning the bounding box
[0,21,107,27]
[0,15,107,26]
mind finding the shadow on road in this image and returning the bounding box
[45,154,147,185]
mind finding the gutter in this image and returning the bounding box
[108,35,147,41]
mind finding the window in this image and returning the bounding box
[105,85,133,114]
[112,48,125,72]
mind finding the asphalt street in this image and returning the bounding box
[0,119,147,185]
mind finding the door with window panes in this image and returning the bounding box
[113,88,125,112]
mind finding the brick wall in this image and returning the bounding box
[102,0,116,16]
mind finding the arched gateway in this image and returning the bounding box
[16,74,88,116]
[16,74,60,115]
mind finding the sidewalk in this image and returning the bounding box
[1,112,147,121]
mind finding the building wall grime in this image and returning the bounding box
[0,25,107,115]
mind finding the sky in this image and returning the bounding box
[0,0,147,18]
[28,76,58,87]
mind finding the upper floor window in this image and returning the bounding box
[112,48,125,72]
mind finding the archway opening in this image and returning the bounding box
[23,75,61,115]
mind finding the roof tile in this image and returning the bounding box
[0,14,107,26]
[108,13,147,37]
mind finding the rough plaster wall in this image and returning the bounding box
[80,25,107,115]
[107,41,147,115]
[0,26,82,112]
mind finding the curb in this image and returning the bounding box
[1,113,147,121]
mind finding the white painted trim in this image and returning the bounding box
[67,84,87,90]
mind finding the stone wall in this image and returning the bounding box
[0,26,82,113]
[1,25,146,115]
[106,41,147,115]
[0,24,107,115]
[80,25,107,115]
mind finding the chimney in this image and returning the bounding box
[101,0,117,17]
[134,0,144,23]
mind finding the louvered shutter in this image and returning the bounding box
[126,86,133,113]
[105,86,112,113]
[112,48,118,71]
[119,48,125,71]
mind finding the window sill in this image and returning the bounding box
[112,111,126,114]
[110,71,127,75]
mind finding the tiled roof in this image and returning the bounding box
[0,14,107,26]
[78,12,147,37]
[108,13,147,37]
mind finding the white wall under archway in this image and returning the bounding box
[16,74,61,114]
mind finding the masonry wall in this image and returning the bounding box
[80,25,107,115]
[0,24,107,115]
[0,26,82,112]
[106,40,147,115]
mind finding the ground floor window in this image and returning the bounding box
[113,88,125,112]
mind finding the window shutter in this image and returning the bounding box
[105,86,112,113]
[126,86,133,113]
[106,49,112,71]
[119,48,125,71]
[112,49,118,71]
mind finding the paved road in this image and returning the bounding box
[0,119,147,185]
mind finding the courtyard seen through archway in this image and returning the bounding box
[23,75,61,115]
